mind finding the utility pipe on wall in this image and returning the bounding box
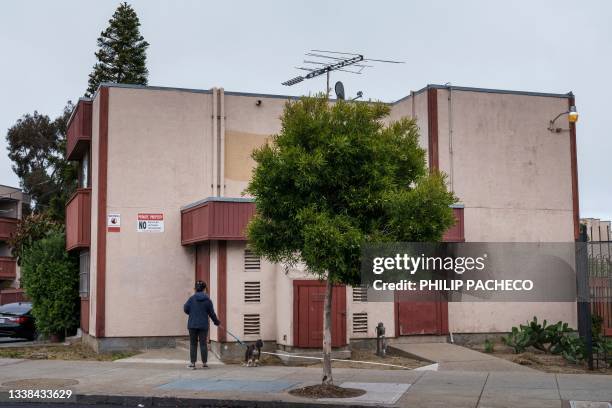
[211,88,219,196]
[447,84,455,192]
[219,88,226,197]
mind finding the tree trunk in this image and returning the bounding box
[322,278,333,384]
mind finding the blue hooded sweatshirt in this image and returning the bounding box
[183,292,220,330]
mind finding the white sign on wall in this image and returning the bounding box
[107,213,121,232]
[137,213,164,233]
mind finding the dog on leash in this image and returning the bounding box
[244,339,263,367]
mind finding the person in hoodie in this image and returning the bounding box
[183,280,220,369]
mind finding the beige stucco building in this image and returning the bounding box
[65,83,580,353]
[582,218,611,243]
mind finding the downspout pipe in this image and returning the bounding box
[447,83,454,192]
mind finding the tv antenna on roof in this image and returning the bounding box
[282,50,404,98]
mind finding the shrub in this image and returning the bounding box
[484,338,495,353]
[502,326,532,353]
[557,335,586,364]
[20,231,79,337]
[503,317,574,355]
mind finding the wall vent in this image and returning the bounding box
[244,314,261,336]
[352,285,368,302]
[353,312,368,334]
[244,281,261,303]
[244,249,261,272]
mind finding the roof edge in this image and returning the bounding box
[90,82,574,105]
[182,196,255,211]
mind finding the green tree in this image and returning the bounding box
[86,2,149,97]
[20,231,79,338]
[246,96,456,384]
[8,213,62,264]
[5,103,78,221]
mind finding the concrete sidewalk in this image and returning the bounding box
[1,358,611,407]
[389,342,535,372]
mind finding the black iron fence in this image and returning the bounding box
[583,225,612,369]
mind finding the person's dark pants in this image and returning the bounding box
[188,328,208,364]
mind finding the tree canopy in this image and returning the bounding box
[5,103,78,221]
[247,95,457,285]
[86,2,149,97]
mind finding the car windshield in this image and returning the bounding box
[0,303,32,316]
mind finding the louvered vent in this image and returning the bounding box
[244,281,261,303]
[244,249,261,272]
[352,285,368,302]
[353,312,368,334]
[244,314,261,335]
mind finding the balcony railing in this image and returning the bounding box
[66,99,92,161]
[0,257,16,280]
[0,217,18,241]
[66,188,91,251]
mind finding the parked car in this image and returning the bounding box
[0,302,36,340]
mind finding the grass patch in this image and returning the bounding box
[0,342,136,361]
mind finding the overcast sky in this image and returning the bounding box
[0,0,610,219]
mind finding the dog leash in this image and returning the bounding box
[218,324,247,347]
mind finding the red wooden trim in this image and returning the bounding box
[195,243,211,283]
[427,87,439,172]
[80,298,90,334]
[568,95,580,241]
[95,87,109,338]
[217,241,227,342]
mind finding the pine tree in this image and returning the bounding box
[86,2,149,97]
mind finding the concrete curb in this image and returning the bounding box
[0,392,378,408]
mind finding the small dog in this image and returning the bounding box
[244,339,263,367]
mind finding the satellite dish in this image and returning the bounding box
[334,81,345,100]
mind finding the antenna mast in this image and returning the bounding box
[282,50,404,98]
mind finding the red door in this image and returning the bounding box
[395,208,463,336]
[293,280,347,348]
[395,290,448,335]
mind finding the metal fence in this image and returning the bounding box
[588,240,612,336]
[583,226,612,369]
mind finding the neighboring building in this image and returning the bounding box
[582,218,611,242]
[0,184,28,305]
[65,83,580,354]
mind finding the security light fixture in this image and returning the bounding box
[548,105,579,133]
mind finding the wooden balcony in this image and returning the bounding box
[66,188,91,251]
[66,99,92,161]
[0,217,18,241]
[0,288,26,305]
[0,257,16,280]
[181,198,256,245]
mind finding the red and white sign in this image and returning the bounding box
[107,213,121,232]
[137,213,164,233]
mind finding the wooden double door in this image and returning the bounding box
[395,289,448,335]
[293,280,347,348]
